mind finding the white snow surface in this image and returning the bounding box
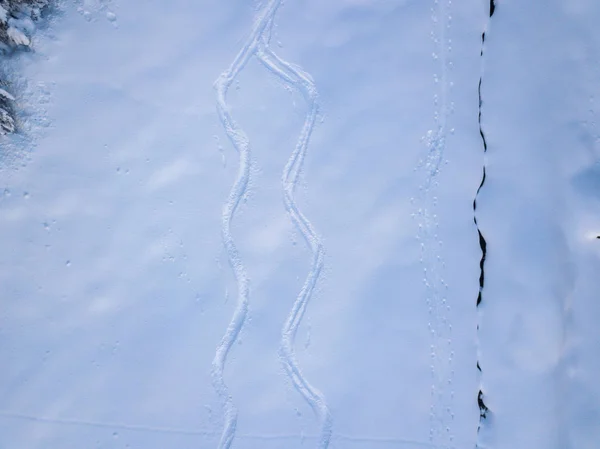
[0,1,598,449]
[477,1,600,449]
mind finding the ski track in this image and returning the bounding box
[212,1,282,449]
[413,1,455,448]
[212,1,331,448]
[256,17,333,449]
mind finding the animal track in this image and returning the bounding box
[413,1,456,447]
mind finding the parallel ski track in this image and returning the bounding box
[256,16,333,449]
[212,2,331,448]
[212,2,282,449]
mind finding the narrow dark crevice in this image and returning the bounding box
[474,0,495,444]
[478,390,489,419]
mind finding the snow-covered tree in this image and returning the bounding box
[0,0,50,134]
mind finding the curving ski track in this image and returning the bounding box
[212,2,331,448]
[211,2,282,449]
[256,18,333,449]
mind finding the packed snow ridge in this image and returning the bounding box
[0,0,49,134]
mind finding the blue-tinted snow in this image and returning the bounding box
[476,1,600,449]
[3,1,598,449]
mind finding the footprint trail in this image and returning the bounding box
[412,1,455,448]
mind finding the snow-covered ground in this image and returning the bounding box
[0,1,598,448]
[478,2,600,448]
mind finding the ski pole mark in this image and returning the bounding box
[212,2,331,448]
[255,17,332,449]
[412,1,455,448]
